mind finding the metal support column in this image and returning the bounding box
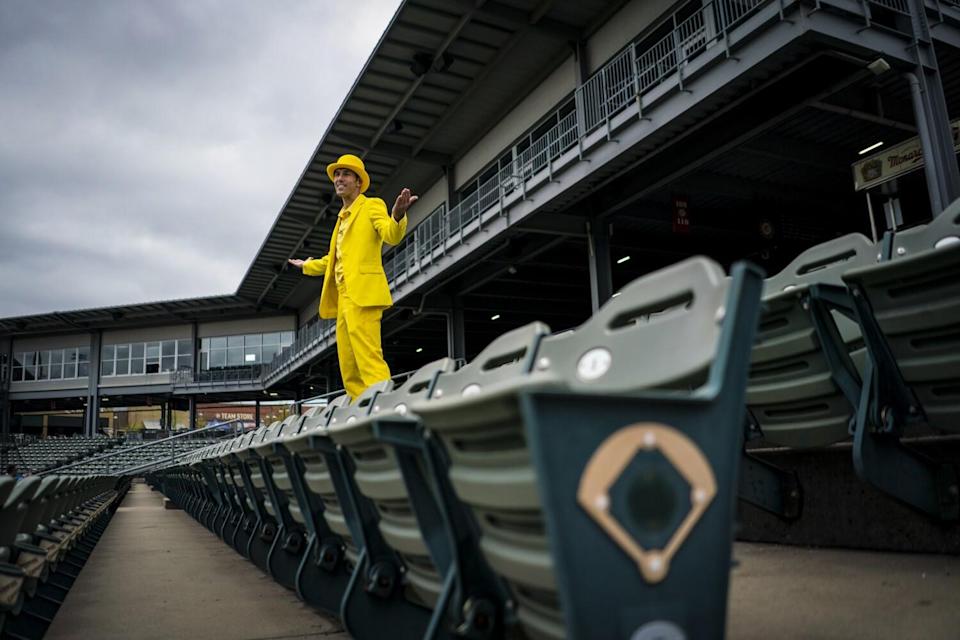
[255,399,261,429]
[449,298,466,362]
[906,0,960,213]
[586,221,613,311]
[189,397,197,430]
[1,340,11,437]
[191,321,199,381]
[85,330,102,437]
[445,164,457,208]
[573,39,589,85]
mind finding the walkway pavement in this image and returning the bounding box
[45,482,960,639]
[46,481,346,640]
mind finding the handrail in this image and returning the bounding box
[260,0,922,383]
[36,419,244,476]
[113,428,241,477]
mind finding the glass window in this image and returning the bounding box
[210,350,226,368]
[200,351,208,370]
[227,347,244,367]
[116,358,129,375]
[64,348,77,378]
[37,351,49,380]
[262,344,280,363]
[130,355,145,375]
[177,339,192,356]
[178,353,193,370]
[263,332,281,346]
[161,356,175,372]
[245,334,262,347]
[227,335,244,348]
[244,347,260,364]
[281,331,294,346]
[146,342,160,359]
[23,352,35,381]
[201,337,210,351]
[161,340,176,357]
[132,343,145,358]
[78,346,89,363]
[50,350,63,380]
[102,344,115,361]
[12,353,23,381]
[78,362,89,377]
[116,344,129,362]
[211,337,227,349]
[101,358,114,376]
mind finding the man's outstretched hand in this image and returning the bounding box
[392,188,418,221]
[288,257,313,269]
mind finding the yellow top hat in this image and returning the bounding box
[326,153,371,194]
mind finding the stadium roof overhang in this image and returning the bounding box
[1,0,629,340]
[234,0,631,312]
[0,294,265,338]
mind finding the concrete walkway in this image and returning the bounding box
[46,482,346,640]
[728,542,960,639]
[45,481,959,639]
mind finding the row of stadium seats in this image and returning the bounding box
[150,199,959,639]
[66,439,220,476]
[746,200,960,521]
[14,436,122,473]
[0,474,129,638]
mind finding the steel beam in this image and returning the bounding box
[586,221,612,311]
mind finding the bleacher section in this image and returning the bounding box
[13,436,122,474]
[148,198,960,639]
[65,438,222,477]
[0,474,129,638]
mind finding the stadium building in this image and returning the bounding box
[1,0,959,638]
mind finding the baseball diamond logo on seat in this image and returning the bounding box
[577,423,716,584]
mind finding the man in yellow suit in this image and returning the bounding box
[288,154,417,399]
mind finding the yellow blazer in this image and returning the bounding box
[302,194,408,319]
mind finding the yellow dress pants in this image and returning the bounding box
[336,292,391,399]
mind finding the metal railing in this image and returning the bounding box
[36,419,243,476]
[257,0,774,384]
[173,365,263,388]
[261,0,944,382]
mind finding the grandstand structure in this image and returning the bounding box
[1,0,959,637]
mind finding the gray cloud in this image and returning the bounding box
[0,0,400,317]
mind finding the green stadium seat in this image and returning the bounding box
[841,201,960,520]
[410,257,763,639]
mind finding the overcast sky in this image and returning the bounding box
[0,0,400,319]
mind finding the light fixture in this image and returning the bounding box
[867,58,891,76]
[490,314,501,321]
[269,392,278,397]
[416,347,423,353]
[611,292,621,298]
[858,141,884,155]
[617,256,631,264]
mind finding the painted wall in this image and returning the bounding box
[407,177,448,229]
[299,296,321,327]
[452,0,675,189]
[586,0,676,74]
[455,57,576,188]
[12,334,90,352]
[103,325,191,344]
[9,378,88,393]
[198,316,295,338]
